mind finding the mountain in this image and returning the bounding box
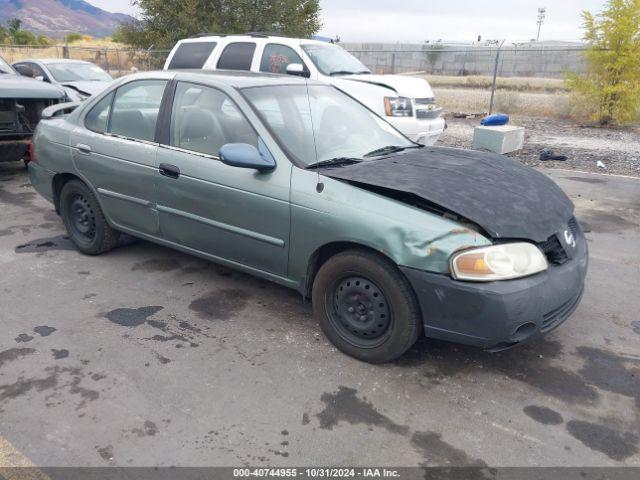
[0,0,134,38]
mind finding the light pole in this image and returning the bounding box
[536,7,546,42]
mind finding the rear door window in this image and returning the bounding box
[260,44,304,74]
[216,42,257,71]
[85,92,114,133]
[108,80,167,142]
[167,41,217,69]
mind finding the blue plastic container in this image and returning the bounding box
[481,114,510,126]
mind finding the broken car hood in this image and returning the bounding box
[0,74,65,99]
[61,80,111,97]
[338,73,435,99]
[324,147,574,243]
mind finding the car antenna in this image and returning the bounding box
[301,41,323,193]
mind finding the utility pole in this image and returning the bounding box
[536,7,546,41]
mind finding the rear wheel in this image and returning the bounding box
[59,179,119,255]
[312,249,422,363]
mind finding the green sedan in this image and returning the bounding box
[28,71,588,363]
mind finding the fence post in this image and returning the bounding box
[488,40,505,115]
[116,49,121,77]
[390,52,396,74]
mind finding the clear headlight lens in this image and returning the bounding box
[384,96,413,117]
[450,243,548,282]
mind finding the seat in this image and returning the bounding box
[110,110,153,141]
[178,107,226,156]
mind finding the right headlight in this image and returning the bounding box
[450,243,548,282]
[384,96,413,117]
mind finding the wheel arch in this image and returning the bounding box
[303,241,399,298]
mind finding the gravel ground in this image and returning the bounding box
[439,115,640,177]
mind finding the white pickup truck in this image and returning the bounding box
[164,34,445,145]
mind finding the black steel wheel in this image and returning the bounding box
[67,193,96,243]
[59,179,120,255]
[313,249,422,363]
[328,276,392,348]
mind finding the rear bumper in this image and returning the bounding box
[28,161,55,203]
[0,139,30,163]
[400,234,588,350]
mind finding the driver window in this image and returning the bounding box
[170,82,257,157]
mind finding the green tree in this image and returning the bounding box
[567,0,640,125]
[64,32,83,43]
[115,0,321,49]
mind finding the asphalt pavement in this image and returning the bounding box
[0,162,639,468]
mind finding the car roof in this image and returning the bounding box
[13,58,92,65]
[138,69,324,89]
[177,34,329,47]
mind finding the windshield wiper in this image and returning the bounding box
[363,145,421,158]
[306,157,362,169]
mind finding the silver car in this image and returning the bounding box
[13,59,113,102]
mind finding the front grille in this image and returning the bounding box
[415,98,435,105]
[568,217,580,237]
[538,235,569,265]
[416,109,441,119]
[542,288,583,332]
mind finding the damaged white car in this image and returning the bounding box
[164,34,446,145]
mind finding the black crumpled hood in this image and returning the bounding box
[324,146,574,243]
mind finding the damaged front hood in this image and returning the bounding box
[61,80,111,97]
[0,74,65,99]
[324,147,574,243]
[339,73,435,98]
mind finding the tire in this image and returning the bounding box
[312,249,422,363]
[59,179,119,255]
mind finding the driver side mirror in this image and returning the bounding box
[286,63,310,78]
[34,75,45,82]
[219,143,276,173]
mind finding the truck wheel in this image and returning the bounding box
[59,179,119,255]
[312,249,422,363]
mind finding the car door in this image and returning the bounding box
[155,81,291,276]
[69,79,168,236]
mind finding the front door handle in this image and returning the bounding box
[76,143,92,154]
[159,163,180,179]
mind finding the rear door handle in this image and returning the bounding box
[76,143,92,154]
[159,163,180,179]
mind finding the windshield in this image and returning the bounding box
[243,85,415,166]
[45,63,113,82]
[0,56,15,74]
[301,43,370,76]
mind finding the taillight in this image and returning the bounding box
[29,141,36,163]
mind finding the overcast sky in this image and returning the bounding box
[89,0,607,42]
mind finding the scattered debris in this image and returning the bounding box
[540,149,568,162]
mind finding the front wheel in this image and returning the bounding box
[59,179,120,255]
[312,250,422,363]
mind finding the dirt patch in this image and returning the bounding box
[523,405,564,425]
[566,420,639,461]
[189,289,250,320]
[0,348,36,368]
[104,306,164,327]
[316,386,409,435]
[439,116,640,177]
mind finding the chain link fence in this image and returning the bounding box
[342,43,586,78]
[0,44,171,77]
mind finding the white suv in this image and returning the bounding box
[164,34,445,145]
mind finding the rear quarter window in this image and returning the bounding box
[216,42,256,71]
[167,42,217,69]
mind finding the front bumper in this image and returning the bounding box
[389,116,446,146]
[400,232,588,350]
